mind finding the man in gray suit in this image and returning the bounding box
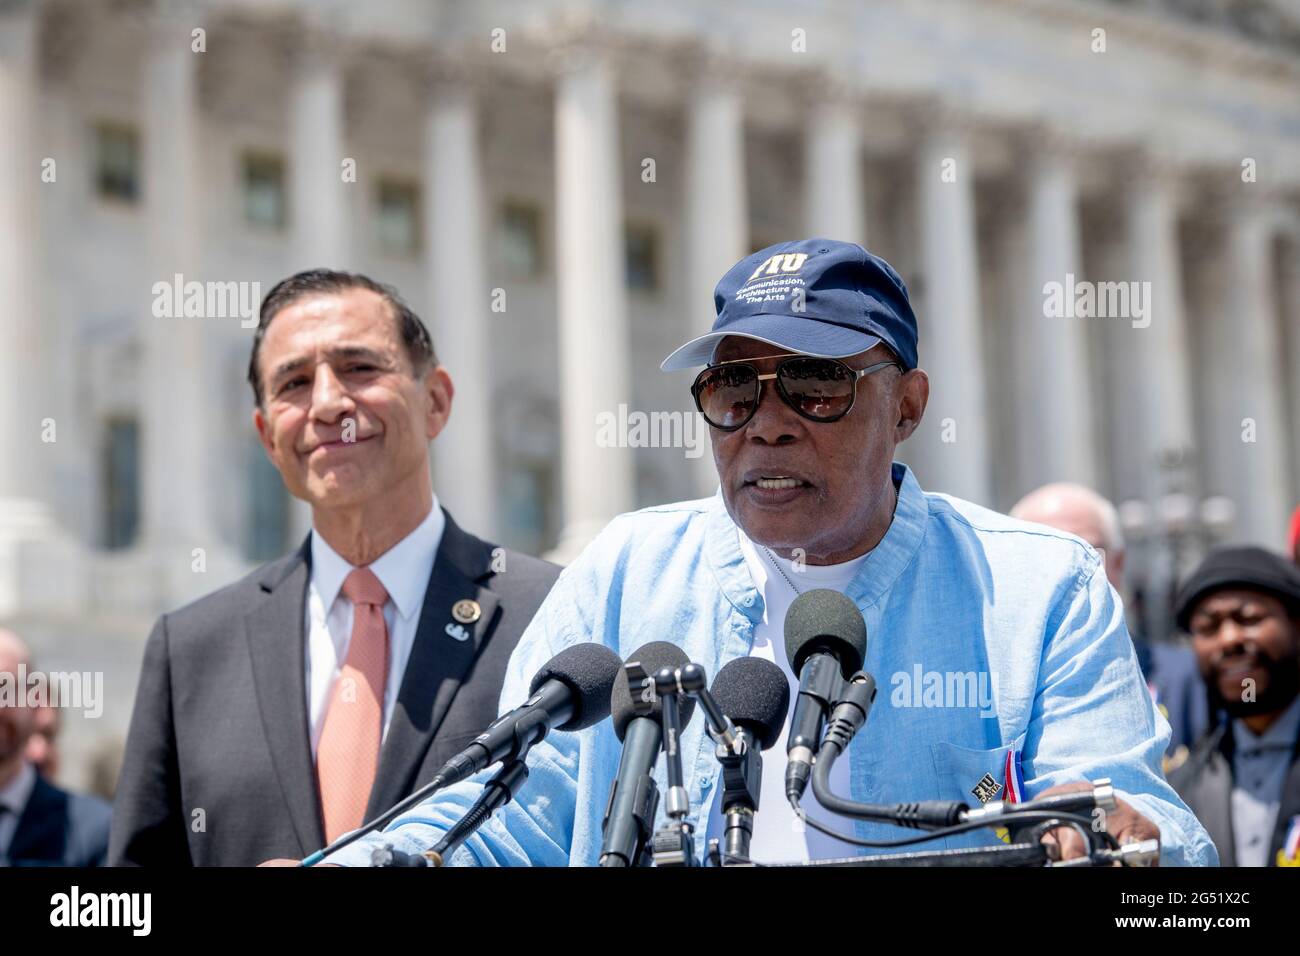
[109,270,559,866]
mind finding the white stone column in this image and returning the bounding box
[285,29,349,543]
[1093,201,1146,505]
[1018,138,1096,490]
[912,119,992,504]
[288,31,349,272]
[0,0,84,616]
[140,10,213,550]
[0,2,43,511]
[1222,198,1290,546]
[804,91,864,245]
[684,66,747,497]
[424,72,495,538]
[136,5,242,606]
[1125,159,1196,505]
[1283,230,1300,504]
[550,46,635,561]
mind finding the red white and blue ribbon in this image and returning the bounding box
[1003,748,1025,804]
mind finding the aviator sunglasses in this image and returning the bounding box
[691,352,903,431]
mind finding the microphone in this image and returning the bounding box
[783,589,867,807]
[599,642,698,868]
[709,657,790,862]
[434,642,623,789]
[299,642,620,866]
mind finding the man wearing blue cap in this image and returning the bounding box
[317,240,1216,867]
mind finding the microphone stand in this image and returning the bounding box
[372,756,531,868]
[649,667,696,867]
[714,730,761,864]
[302,699,546,866]
[425,757,530,866]
[599,660,663,868]
[675,660,762,865]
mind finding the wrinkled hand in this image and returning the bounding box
[1034,781,1160,865]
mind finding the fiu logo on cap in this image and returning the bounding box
[745,252,809,284]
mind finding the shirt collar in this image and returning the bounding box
[707,461,927,621]
[310,496,447,622]
[1233,693,1300,756]
[0,761,37,816]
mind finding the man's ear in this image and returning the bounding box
[253,405,275,457]
[425,365,454,441]
[893,368,929,442]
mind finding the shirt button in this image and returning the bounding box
[700,777,713,791]
[742,595,755,607]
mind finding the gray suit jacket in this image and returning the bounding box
[108,509,559,866]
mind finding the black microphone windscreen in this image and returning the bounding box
[709,657,790,751]
[609,641,698,741]
[783,588,867,678]
[527,643,624,732]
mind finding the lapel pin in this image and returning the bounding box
[452,599,482,625]
[971,772,1002,805]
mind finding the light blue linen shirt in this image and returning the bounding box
[324,463,1218,867]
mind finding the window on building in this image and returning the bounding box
[376,179,421,255]
[247,442,290,562]
[625,222,661,293]
[497,201,544,277]
[500,461,555,558]
[242,152,286,230]
[102,418,140,550]
[94,123,140,203]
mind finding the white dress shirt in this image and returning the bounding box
[305,499,446,758]
[703,531,866,863]
[0,760,37,862]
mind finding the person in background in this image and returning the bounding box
[24,701,60,781]
[1169,547,1300,866]
[1011,483,1208,758]
[0,630,111,867]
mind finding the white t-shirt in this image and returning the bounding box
[703,531,868,863]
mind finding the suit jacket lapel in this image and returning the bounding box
[243,538,325,854]
[367,510,500,817]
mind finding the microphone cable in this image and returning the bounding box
[797,737,1120,853]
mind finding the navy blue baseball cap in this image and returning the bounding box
[660,238,920,372]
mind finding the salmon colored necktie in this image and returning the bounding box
[316,567,389,842]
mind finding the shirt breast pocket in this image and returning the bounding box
[927,734,1028,854]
